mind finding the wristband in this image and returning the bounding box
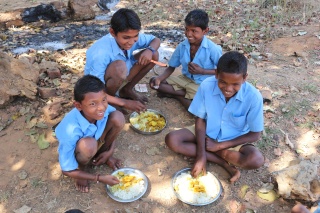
[146,46,155,54]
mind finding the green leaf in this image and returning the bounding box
[36,122,48,129]
[37,133,50,150]
[25,129,38,136]
[257,190,279,202]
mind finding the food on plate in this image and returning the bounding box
[173,171,220,204]
[109,171,145,200]
[130,111,166,132]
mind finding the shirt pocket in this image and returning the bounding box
[229,114,247,130]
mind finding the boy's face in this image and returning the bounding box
[215,72,247,100]
[184,25,208,45]
[110,28,139,50]
[74,91,108,123]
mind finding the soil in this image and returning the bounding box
[0,1,320,213]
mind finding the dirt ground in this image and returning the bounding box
[0,0,320,213]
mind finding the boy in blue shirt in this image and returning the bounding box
[85,8,161,113]
[165,51,264,183]
[149,9,222,109]
[55,75,125,192]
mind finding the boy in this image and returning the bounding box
[55,75,125,193]
[165,51,264,183]
[149,9,222,110]
[85,8,161,113]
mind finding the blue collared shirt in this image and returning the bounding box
[84,33,156,83]
[168,36,222,84]
[188,76,264,142]
[55,105,115,171]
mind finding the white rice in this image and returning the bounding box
[110,173,145,200]
[173,172,220,204]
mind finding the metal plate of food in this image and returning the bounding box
[129,109,167,135]
[106,167,148,203]
[172,168,222,206]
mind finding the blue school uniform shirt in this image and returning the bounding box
[188,76,263,142]
[84,33,156,83]
[55,105,115,171]
[168,36,222,84]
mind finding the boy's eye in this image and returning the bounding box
[90,102,96,106]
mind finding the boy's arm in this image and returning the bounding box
[106,94,146,112]
[137,37,161,65]
[62,169,120,186]
[191,117,207,178]
[149,66,175,89]
[188,62,216,75]
[206,131,262,152]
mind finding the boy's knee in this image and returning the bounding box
[109,111,125,129]
[76,137,98,164]
[247,152,264,169]
[107,60,127,80]
[165,132,178,150]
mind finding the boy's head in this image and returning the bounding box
[215,51,248,100]
[184,9,209,45]
[74,75,108,123]
[109,8,141,50]
[185,9,209,30]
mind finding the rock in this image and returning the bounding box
[69,0,96,21]
[18,170,28,180]
[5,20,24,28]
[260,89,272,103]
[38,87,57,99]
[0,52,39,107]
[272,156,320,201]
[42,101,63,120]
[46,67,61,79]
[13,205,32,213]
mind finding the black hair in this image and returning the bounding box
[110,8,141,34]
[184,9,209,30]
[74,75,106,102]
[217,51,248,76]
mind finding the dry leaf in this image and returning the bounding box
[257,190,279,201]
[240,185,250,199]
[37,133,50,150]
[280,129,295,149]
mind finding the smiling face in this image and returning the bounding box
[74,91,108,123]
[110,28,139,50]
[215,72,247,101]
[184,25,208,45]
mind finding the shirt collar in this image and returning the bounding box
[108,34,126,57]
[74,109,92,132]
[181,36,209,49]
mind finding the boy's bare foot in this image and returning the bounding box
[106,156,122,170]
[225,165,241,183]
[75,179,89,193]
[120,89,148,103]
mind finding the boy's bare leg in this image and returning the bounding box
[156,81,191,110]
[93,111,125,170]
[104,60,127,96]
[165,129,241,183]
[75,137,99,192]
[119,50,159,103]
[291,203,310,213]
[206,138,265,170]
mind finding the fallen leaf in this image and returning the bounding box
[37,133,50,150]
[240,184,250,198]
[258,183,274,193]
[280,129,295,149]
[36,122,48,129]
[257,190,279,201]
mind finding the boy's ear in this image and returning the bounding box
[204,27,209,34]
[243,73,248,82]
[74,101,82,111]
[109,28,116,37]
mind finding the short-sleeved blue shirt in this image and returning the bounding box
[188,76,264,142]
[84,33,156,83]
[55,105,116,171]
[168,36,222,84]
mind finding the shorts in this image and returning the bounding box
[166,75,199,99]
[185,125,254,152]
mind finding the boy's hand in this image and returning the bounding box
[100,175,120,185]
[205,137,221,152]
[188,62,204,75]
[191,156,206,178]
[92,150,113,166]
[138,50,153,65]
[149,76,160,89]
[124,99,146,113]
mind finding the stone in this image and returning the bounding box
[46,67,61,79]
[0,51,39,107]
[260,89,272,103]
[272,156,320,201]
[38,87,57,99]
[69,0,96,21]
[42,102,62,120]
[5,20,24,28]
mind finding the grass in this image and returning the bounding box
[257,127,280,150]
